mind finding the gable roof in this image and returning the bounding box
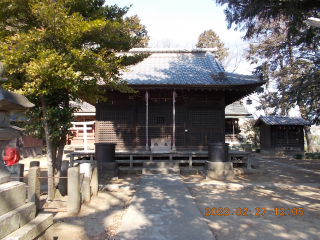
[120,48,265,87]
[254,116,310,127]
[225,101,253,118]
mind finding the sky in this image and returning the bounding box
[106,0,300,117]
[107,0,246,49]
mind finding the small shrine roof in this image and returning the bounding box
[120,48,265,87]
[225,101,252,118]
[254,116,310,127]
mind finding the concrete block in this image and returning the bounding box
[143,162,179,168]
[28,167,40,210]
[2,213,53,240]
[81,176,91,203]
[99,162,118,171]
[67,166,80,214]
[91,166,98,196]
[80,163,91,178]
[30,161,40,168]
[205,161,233,171]
[0,153,11,184]
[58,160,68,196]
[0,181,26,215]
[204,169,235,180]
[0,203,36,239]
[142,168,180,174]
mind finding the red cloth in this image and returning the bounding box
[3,148,20,166]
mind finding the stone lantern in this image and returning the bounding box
[0,62,34,184]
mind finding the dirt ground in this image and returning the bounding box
[16,154,320,240]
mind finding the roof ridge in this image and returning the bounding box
[129,48,217,53]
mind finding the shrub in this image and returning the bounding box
[293,154,304,159]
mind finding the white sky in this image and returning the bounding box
[107,0,302,117]
[108,0,246,49]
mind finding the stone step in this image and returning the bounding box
[0,203,36,239]
[0,181,26,215]
[142,168,180,174]
[143,162,179,169]
[3,213,53,240]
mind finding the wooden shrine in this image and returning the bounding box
[95,49,266,151]
[254,116,310,156]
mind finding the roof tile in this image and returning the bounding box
[121,49,263,86]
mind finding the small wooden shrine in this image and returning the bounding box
[254,116,310,155]
[95,49,266,151]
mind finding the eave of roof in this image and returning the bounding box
[254,116,310,127]
[110,48,266,88]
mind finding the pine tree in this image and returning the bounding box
[214,0,320,152]
[196,29,229,61]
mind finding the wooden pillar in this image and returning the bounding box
[172,91,177,151]
[132,100,138,148]
[145,91,149,150]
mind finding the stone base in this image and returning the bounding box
[98,162,118,171]
[233,168,268,175]
[205,161,233,171]
[204,161,235,180]
[98,162,118,179]
[99,169,118,179]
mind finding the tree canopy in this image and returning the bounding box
[0,0,149,199]
[196,29,229,61]
[215,0,320,41]
[215,0,320,152]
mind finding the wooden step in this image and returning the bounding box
[142,168,180,174]
[143,162,179,169]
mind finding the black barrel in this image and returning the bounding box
[94,143,117,163]
[208,142,229,162]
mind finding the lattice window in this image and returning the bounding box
[156,116,165,124]
[136,104,184,147]
[97,108,133,148]
[188,108,223,146]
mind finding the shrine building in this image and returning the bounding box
[94,48,266,151]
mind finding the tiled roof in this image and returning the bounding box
[254,116,310,127]
[121,48,263,87]
[71,101,95,113]
[225,101,252,117]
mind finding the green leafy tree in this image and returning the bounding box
[239,119,260,149]
[0,0,149,200]
[124,15,149,47]
[196,29,229,61]
[215,0,320,152]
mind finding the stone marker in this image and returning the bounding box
[30,161,40,168]
[28,167,40,210]
[80,163,91,203]
[68,166,80,214]
[59,160,68,196]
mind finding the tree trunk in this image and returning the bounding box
[54,136,66,190]
[41,95,55,201]
[304,125,315,153]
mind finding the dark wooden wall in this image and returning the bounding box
[96,89,225,149]
[259,123,304,152]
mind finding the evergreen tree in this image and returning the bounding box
[0,0,149,199]
[215,0,320,152]
[196,29,229,61]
